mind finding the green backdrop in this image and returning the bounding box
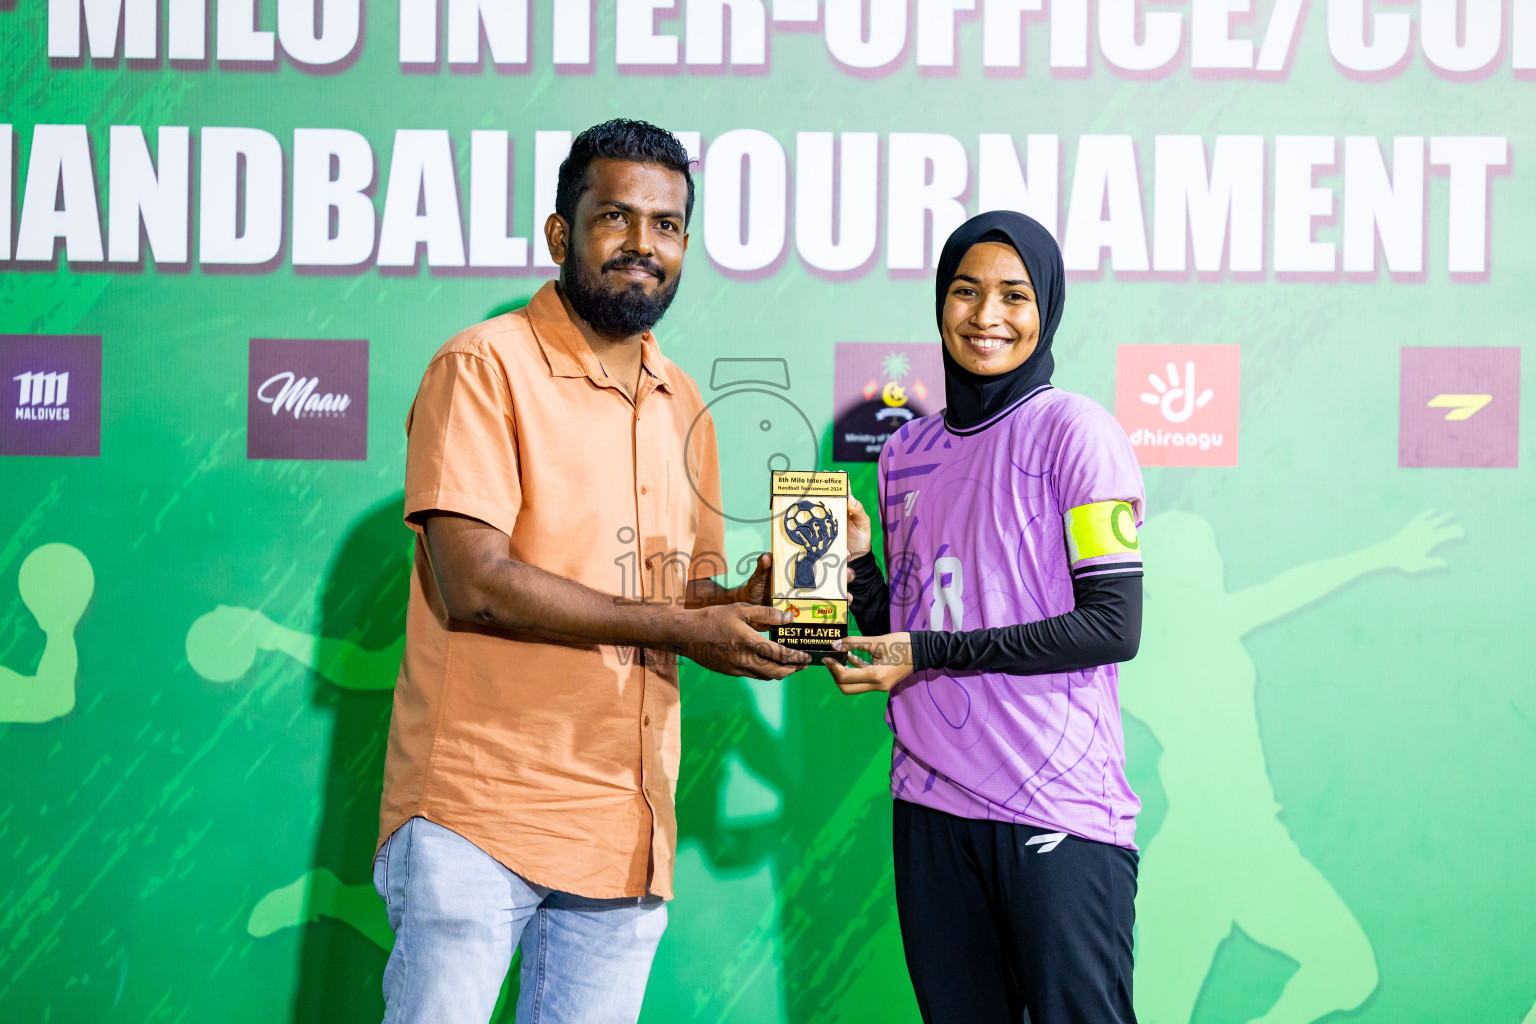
[3,0,1533,1021]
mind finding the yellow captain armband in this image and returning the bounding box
[1063,500,1143,581]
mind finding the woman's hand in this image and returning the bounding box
[848,493,873,560]
[823,632,913,694]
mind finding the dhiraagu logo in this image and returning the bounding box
[1115,344,1240,467]
[1140,361,1212,423]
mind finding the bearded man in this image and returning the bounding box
[373,119,807,1024]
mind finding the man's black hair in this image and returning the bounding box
[554,119,695,229]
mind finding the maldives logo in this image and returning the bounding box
[1115,345,1240,467]
[15,372,73,419]
[247,338,368,461]
[0,335,102,457]
[1399,347,1519,468]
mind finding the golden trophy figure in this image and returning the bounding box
[768,470,849,662]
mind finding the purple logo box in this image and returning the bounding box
[832,343,945,462]
[0,334,102,458]
[1399,346,1519,468]
[248,338,369,461]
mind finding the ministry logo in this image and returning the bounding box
[0,335,102,457]
[247,338,368,461]
[831,343,944,463]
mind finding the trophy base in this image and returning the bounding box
[771,598,848,664]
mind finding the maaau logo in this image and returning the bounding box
[0,334,101,457]
[247,338,368,461]
[1115,344,1240,467]
[257,372,354,419]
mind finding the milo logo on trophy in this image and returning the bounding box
[769,470,849,660]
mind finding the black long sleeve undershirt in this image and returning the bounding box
[846,552,1141,675]
[847,552,895,641]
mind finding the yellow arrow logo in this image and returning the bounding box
[1427,394,1493,421]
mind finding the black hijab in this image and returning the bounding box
[935,211,1065,431]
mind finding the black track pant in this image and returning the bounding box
[892,799,1139,1024]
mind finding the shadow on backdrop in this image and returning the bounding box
[184,296,539,1022]
[651,417,919,1023]
[206,490,520,1023]
[179,494,413,1018]
[288,292,536,1023]
[287,492,409,1023]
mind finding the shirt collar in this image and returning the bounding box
[526,281,673,394]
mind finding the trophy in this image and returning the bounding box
[769,470,849,662]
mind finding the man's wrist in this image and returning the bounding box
[683,575,747,610]
[639,602,695,649]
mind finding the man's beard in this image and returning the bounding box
[561,246,682,339]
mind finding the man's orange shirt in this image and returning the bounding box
[379,281,725,900]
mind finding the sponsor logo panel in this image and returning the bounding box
[247,338,369,461]
[1399,346,1518,469]
[1114,344,1240,467]
[0,334,102,457]
[831,343,944,462]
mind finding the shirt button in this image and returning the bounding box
[643,715,651,726]
[640,485,649,495]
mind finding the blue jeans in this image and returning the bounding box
[373,816,667,1024]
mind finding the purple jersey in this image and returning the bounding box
[877,387,1145,849]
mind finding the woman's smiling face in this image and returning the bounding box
[940,241,1041,377]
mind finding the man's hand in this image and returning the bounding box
[823,632,914,694]
[679,603,811,679]
[424,514,811,678]
[733,553,774,605]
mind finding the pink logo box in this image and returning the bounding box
[1114,344,1240,467]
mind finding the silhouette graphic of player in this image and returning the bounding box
[185,605,400,691]
[1124,510,1460,1024]
[1,544,94,723]
[186,604,400,947]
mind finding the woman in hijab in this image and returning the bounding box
[826,211,1145,1024]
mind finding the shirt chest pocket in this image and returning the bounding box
[665,458,699,538]
[636,460,694,602]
